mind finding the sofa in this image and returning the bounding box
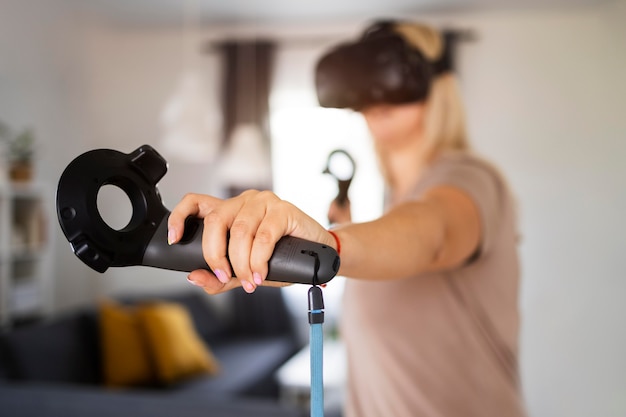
[0,287,305,417]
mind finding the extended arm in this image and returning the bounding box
[167,186,481,293]
[332,185,481,280]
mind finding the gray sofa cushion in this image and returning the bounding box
[176,335,297,397]
[0,312,100,383]
[0,383,300,417]
[230,287,296,338]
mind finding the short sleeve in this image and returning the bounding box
[414,152,507,258]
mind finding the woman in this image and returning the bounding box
[168,20,526,417]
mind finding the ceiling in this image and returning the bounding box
[71,0,609,26]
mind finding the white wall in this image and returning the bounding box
[75,24,225,300]
[0,1,624,416]
[0,0,101,311]
[441,5,626,417]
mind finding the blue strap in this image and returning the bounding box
[308,286,325,417]
[310,321,324,417]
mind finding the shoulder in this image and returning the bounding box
[419,150,511,196]
[422,150,517,256]
[432,150,504,178]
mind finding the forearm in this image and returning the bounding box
[332,200,446,280]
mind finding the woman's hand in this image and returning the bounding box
[167,190,335,294]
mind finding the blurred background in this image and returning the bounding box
[0,0,624,416]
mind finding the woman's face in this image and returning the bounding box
[361,102,426,150]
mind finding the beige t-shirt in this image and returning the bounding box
[340,151,526,417]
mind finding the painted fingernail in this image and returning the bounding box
[242,281,255,293]
[253,272,263,286]
[168,228,176,245]
[187,275,202,287]
[215,269,229,284]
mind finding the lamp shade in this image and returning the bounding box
[215,123,272,190]
[160,71,221,163]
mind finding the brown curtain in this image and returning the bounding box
[218,40,275,148]
[216,40,275,195]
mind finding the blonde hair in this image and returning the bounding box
[394,22,470,156]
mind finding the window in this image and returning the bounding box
[269,44,383,338]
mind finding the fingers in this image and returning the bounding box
[200,196,244,285]
[170,190,287,294]
[187,269,241,295]
[169,193,243,289]
[225,191,286,292]
[168,193,220,244]
[187,269,290,296]
[168,193,240,292]
[170,190,317,295]
[247,197,289,286]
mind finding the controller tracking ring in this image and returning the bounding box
[56,145,169,273]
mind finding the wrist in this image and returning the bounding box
[327,229,341,255]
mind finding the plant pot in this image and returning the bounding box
[9,161,33,182]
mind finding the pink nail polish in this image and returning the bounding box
[187,275,201,286]
[242,281,255,293]
[253,272,263,286]
[168,229,176,245]
[215,269,229,284]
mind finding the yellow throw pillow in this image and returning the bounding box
[99,300,154,388]
[136,301,220,385]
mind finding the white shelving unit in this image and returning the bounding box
[0,182,53,328]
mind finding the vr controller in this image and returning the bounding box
[56,145,340,285]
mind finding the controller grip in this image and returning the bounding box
[142,216,340,285]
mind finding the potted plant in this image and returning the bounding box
[0,123,36,183]
[9,128,36,182]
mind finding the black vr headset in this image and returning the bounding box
[315,20,453,110]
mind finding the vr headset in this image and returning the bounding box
[315,21,452,110]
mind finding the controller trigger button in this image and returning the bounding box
[179,217,200,244]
